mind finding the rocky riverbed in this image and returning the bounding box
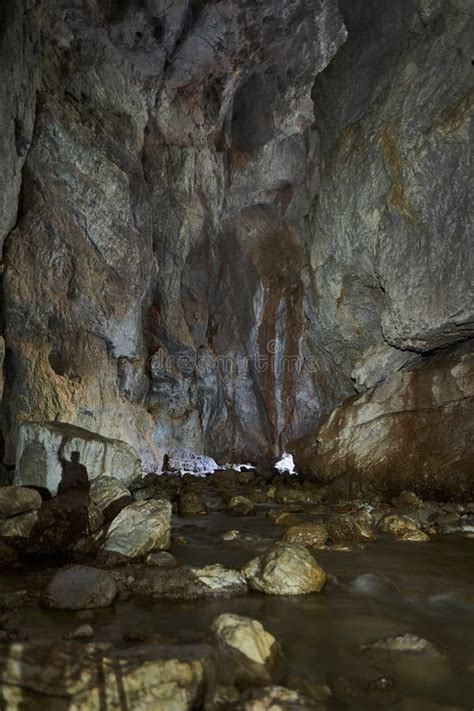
[1,470,474,710]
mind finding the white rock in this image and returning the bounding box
[14,422,141,494]
[99,499,171,562]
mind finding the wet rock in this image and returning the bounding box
[0,510,38,541]
[391,491,426,509]
[19,493,104,556]
[89,476,133,522]
[193,565,248,596]
[349,573,402,599]
[67,623,94,639]
[400,530,430,542]
[221,530,241,542]
[178,492,208,516]
[13,422,141,494]
[98,499,171,564]
[146,551,179,568]
[242,543,327,595]
[282,522,328,549]
[211,613,280,685]
[361,633,442,656]
[168,448,218,474]
[0,641,206,710]
[0,486,42,519]
[112,562,245,600]
[378,514,420,537]
[327,514,374,543]
[227,496,256,517]
[43,565,118,610]
[275,487,316,505]
[205,684,241,710]
[235,685,320,710]
[269,511,304,528]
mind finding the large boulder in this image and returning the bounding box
[0,486,42,519]
[242,543,327,595]
[89,476,133,522]
[292,346,474,499]
[2,492,104,556]
[211,613,280,685]
[13,422,142,494]
[98,499,171,564]
[43,565,118,610]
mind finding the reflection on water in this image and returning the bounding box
[4,510,474,708]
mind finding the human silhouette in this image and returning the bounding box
[58,451,90,497]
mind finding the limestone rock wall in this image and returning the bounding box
[1,0,347,468]
[0,0,472,477]
[309,0,474,392]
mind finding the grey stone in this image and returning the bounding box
[0,486,42,519]
[99,499,171,564]
[242,543,327,595]
[89,476,133,522]
[43,565,118,610]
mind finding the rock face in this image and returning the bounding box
[292,345,474,498]
[0,0,472,478]
[13,422,141,493]
[0,0,346,469]
[308,0,474,393]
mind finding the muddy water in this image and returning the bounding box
[3,510,474,709]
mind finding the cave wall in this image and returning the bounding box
[1,0,346,469]
[0,0,472,473]
[309,0,473,391]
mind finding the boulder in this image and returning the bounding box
[360,633,442,656]
[377,515,420,537]
[44,565,118,609]
[27,493,103,555]
[291,346,474,499]
[167,448,218,474]
[327,515,375,543]
[192,565,248,596]
[0,511,38,541]
[178,492,208,516]
[242,543,327,595]
[89,476,133,522]
[0,641,206,710]
[227,495,256,517]
[282,522,328,548]
[14,422,142,494]
[99,499,171,564]
[0,486,42,519]
[211,613,280,685]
